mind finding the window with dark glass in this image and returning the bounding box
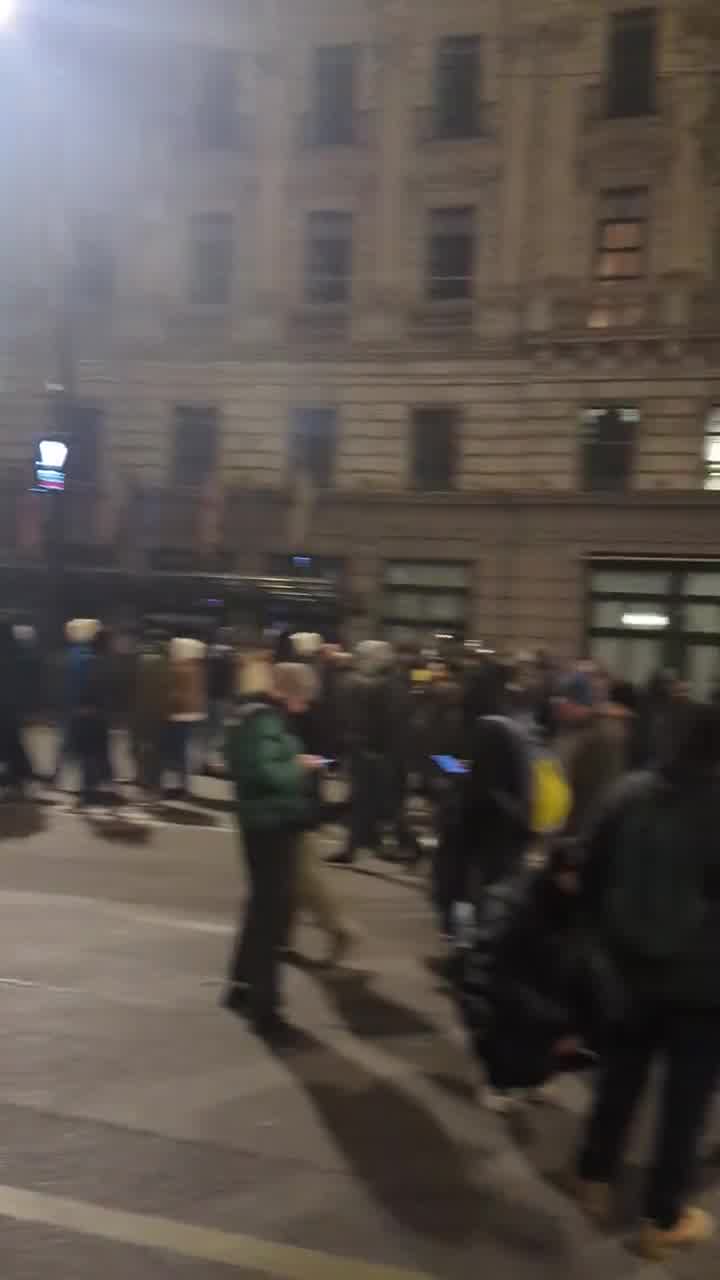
[71,220,114,307]
[311,45,356,144]
[434,36,480,139]
[595,189,647,281]
[195,50,239,148]
[289,407,337,489]
[411,407,458,492]
[607,9,657,118]
[581,405,638,493]
[382,561,469,639]
[427,207,475,301]
[305,212,352,303]
[172,405,218,486]
[188,214,234,305]
[52,401,102,485]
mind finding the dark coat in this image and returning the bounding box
[581,771,720,1010]
[455,869,586,1089]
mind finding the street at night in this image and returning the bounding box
[0,734,713,1279]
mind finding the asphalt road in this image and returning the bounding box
[0,747,717,1277]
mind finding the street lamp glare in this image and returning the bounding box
[0,0,15,25]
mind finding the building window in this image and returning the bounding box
[434,36,481,139]
[188,214,234,305]
[52,401,102,485]
[607,9,657,118]
[311,45,356,145]
[195,50,239,148]
[71,219,114,307]
[382,561,469,641]
[587,560,720,699]
[289,407,337,489]
[595,189,647,281]
[305,212,352,303]
[581,405,638,493]
[411,407,458,492]
[704,408,720,490]
[427,208,475,301]
[172,405,218,486]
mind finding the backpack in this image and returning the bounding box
[531,753,572,836]
[605,784,705,962]
[483,716,572,837]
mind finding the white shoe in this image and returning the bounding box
[482,1086,527,1114]
[528,1078,565,1107]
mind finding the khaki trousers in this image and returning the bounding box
[296,831,343,938]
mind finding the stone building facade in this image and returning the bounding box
[2,0,720,683]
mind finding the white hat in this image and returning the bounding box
[169,637,207,661]
[66,618,100,644]
[290,632,323,658]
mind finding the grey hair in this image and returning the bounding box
[273,662,320,704]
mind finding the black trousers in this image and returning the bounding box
[0,713,32,787]
[228,827,298,1022]
[346,751,384,856]
[579,1001,720,1228]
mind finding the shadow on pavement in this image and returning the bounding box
[84,812,152,844]
[317,967,442,1039]
[150,804,220,828]
[281,1027,487,1243]
[0,801,47,841]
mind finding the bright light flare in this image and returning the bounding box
[621,612,669,630]
[0,0,15,26]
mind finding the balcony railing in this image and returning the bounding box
[414,103,497,144]
[553,289,658,334]
[580,81,671,129]
[287,302,350,343]
[297,109,374,148]
[408,298,474,339]
[191,112,256,151]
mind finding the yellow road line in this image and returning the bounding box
[0,1183,437,1280]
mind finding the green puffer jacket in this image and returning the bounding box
[225,698,310,832]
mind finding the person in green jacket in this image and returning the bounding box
[223,661,321,1042]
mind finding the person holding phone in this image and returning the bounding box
[223,661,321,1043]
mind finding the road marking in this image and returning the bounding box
[0,1184,437,1280]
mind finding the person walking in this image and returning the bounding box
[131,632,171,798]
[327,640,401,866]
[0,622,34,798]
[223,661,321,1043]
[573,702,720,1260]
[164,637,207,798]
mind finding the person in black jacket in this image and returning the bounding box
[573,703,720,1261]
[0,622,34,797]
[328,640,403,866]
[455,840,592,1109]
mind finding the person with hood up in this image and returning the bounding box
[224,660,322,1042]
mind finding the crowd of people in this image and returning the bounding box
[219,635,720,1265]
[0,619,719,1261]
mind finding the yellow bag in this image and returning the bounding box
[531,754,572,835]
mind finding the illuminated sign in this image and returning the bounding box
[33,439,68,492]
